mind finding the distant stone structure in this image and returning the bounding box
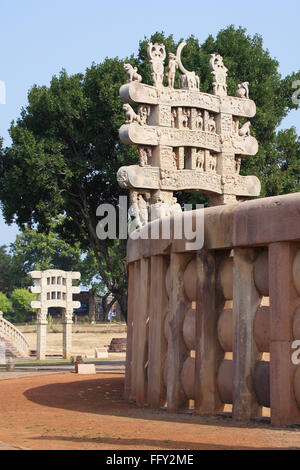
[117,41,260,231]
[29,270,81,359]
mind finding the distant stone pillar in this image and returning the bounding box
[62,309,73,359]
[36,308,48,360]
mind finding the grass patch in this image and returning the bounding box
[0,357,125,368]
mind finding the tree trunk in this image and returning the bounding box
[88,289,96,323]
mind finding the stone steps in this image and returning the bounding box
[0,336,25,359]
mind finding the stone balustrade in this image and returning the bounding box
[125,192,300,426]
[0,314,29,357]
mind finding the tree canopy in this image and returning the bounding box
[0,26,299,320]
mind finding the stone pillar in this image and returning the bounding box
[135,258,150,407]
[195,251,226,414]
[232,248,262,421]
[166,253,191,412]
[62,309,73,359]
[130,260,141,402]
[36,308,48,360]
[269,242,300,426]
[147,255,169,408]
[125,263,135,400]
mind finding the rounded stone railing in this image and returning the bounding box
[0,312,30,357]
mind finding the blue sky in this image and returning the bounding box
[0,0,299,246]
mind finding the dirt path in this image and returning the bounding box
[0,372,300,450]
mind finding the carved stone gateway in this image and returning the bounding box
[117,41,261,226]
[29,270,81,359]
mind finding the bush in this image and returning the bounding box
[0,291,12,314]
[10,288,36,323]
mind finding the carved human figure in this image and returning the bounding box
[239,121,251,137]
[166,53,178,88]
[195,111,203,130]
[195,150,205,171]
[182,109,190,128]
[206,152,217,173]
[129,192,149,231]
[171,109,177,128]
[137,194,149,226]
[123,103,141,125]
[138,105,150,125]
[138,146,152,167]
[208,114,216,133]
[237,82,249,99]
[170,197,182,215]
[123,63,142,83]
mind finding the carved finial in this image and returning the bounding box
[123,63,142,83]
[237,82,249,99]
[176,42,200,90]
[209,53,228,96]
[147,43,166,88]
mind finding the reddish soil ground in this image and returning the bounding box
[0,372,300,450]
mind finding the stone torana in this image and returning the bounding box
[29,269,81,359]
[118,42,261,227]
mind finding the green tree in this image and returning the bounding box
[0,245,29,295]
[0,60,135,318]
[0,27,299,320]
[0,291,12,314]
[11,224,83,272]
[10,288,35,323]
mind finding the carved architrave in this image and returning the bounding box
[120,82,256,118]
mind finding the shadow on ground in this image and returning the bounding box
[29,434,296,450]
[23,375,300,440]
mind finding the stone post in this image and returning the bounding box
[147,255,169,408]
[36,308,48,360]
[232,248,262,421]
[62,309,73,360]
[135,257,150,407]
[269,242,300,426]
[124,263,135,401]
[166,253,191,412]
[195,250,225,414]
